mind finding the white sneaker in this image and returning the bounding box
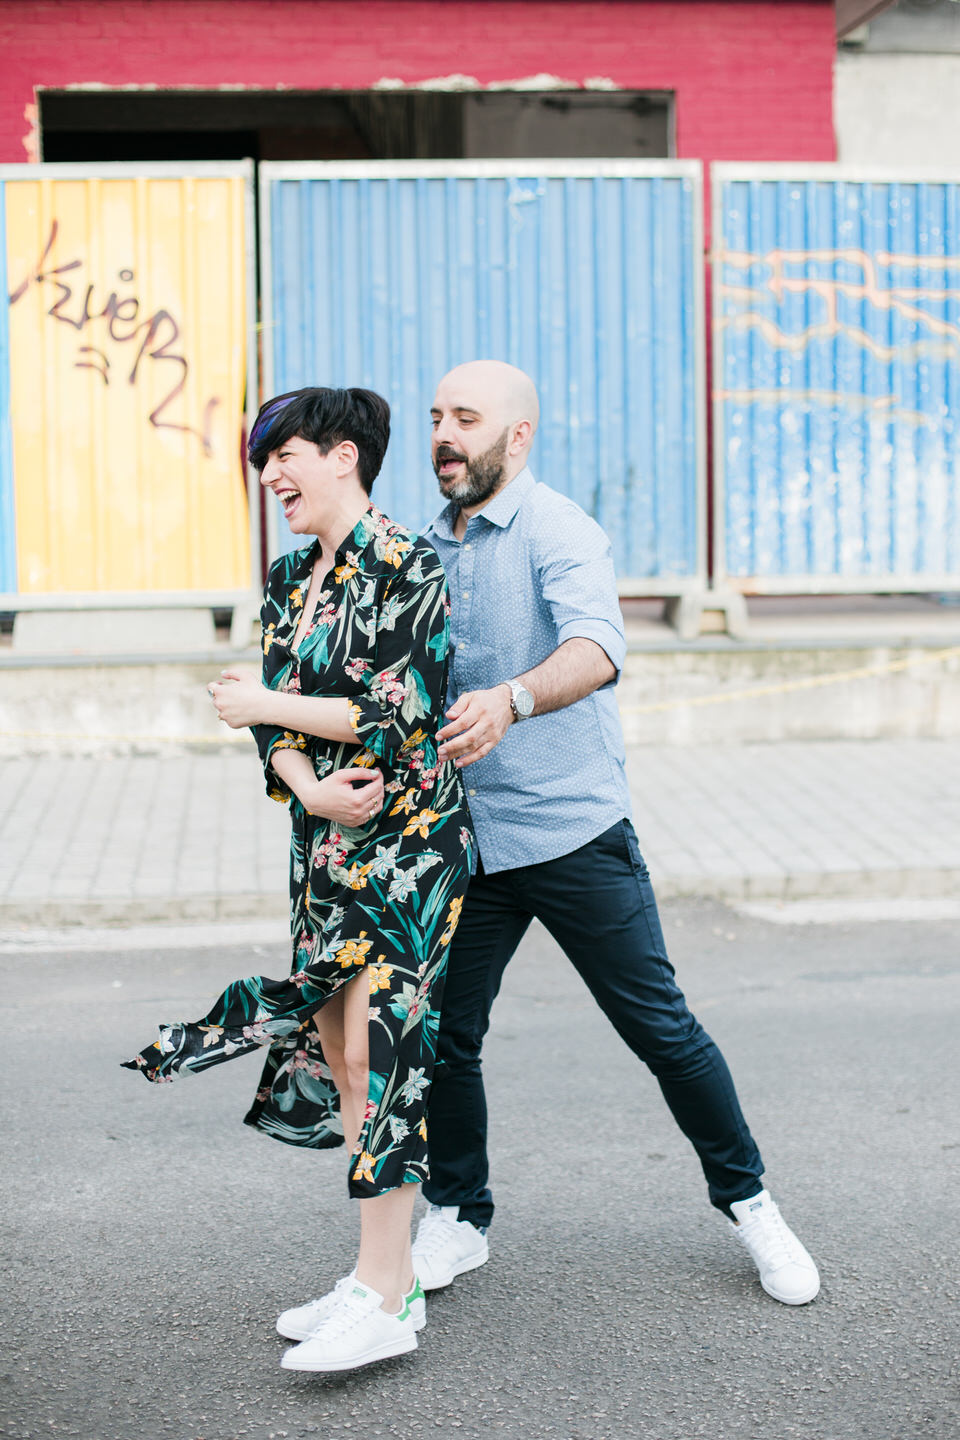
[728,1190,820,1305]
[276,1271,426,1340]
[412,1204,489,1290]
[280,1278,423,1372]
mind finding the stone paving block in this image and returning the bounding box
[3,739,959,922]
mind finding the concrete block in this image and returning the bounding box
[13,608,217,655]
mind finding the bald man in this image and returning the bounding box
[411,361,820,1308]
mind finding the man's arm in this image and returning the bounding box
[435,636,616,769]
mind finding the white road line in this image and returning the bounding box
[0,920,290,954]
[734,898,960,926]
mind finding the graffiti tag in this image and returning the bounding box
[716,245,960,428]
[9,220,221,455]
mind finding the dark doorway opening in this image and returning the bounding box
[39,88,673,163]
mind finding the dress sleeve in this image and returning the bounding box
[251,561,305,805]
[347,541,450,766]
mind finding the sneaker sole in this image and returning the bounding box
[761,1274,821,1306]
[414,1245,489,1291]
[280,1332,418,1372]
[278,1301,426,1342]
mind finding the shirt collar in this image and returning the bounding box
[431,467,534,540]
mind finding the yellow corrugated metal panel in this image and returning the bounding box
[5,173,249,594]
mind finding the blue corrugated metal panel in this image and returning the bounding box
[262,164,704,587]
[716,168,960,589]
[0,182,16,594]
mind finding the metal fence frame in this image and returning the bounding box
[0,159,261,613]
[260,158,708,597]
[712,161,960,595]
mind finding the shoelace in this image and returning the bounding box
[300,1276,353,1314]
[309,1287,382,1340]
[415,1211,461,1257]
[739,1204,798,1270]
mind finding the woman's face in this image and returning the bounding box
[259,435,345,536]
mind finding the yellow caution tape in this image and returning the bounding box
[618,644,960,716]
[0,645,958,743]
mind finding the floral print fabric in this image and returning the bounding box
[124,505,473,1198]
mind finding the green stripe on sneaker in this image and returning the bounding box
[396,1278,424,1321]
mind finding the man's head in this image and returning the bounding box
[248,387,390,496]
[430,361,539,508]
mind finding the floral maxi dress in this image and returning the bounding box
[124,505,473,1198]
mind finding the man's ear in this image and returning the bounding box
[508,419,533,455]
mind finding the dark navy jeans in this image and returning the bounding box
[422,819,764,1226]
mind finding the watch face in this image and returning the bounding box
[515,685,535,718]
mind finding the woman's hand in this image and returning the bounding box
[208,667,270,729]
[300,766,384,826]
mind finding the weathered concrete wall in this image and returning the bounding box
[2,639,958,756]
[0,655,246,756]
[617,643,960,745]
[835,51,960,167]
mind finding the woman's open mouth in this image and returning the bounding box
[277,488,302,519]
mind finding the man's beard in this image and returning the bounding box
[434,428,509,507]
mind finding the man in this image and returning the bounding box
[410,360,819,1306]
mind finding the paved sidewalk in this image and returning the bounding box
[1,738,958,926]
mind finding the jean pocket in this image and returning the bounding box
[617,819,651,880]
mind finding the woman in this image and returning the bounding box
[124,386,472,1374]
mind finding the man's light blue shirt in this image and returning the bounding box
[425,467,633,874]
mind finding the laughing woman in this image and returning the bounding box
[124,387,472,1374]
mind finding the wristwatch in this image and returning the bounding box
[505,679,535,721]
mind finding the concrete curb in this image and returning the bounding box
[0,894,290,928]
[6,865,960,927]
[653,867,960,903]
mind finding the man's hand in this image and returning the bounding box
[437,685,514,768]
[209,667,269,729]
[301,767,384,825]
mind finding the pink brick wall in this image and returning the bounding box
[0,1,836,169]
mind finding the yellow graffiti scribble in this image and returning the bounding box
[717,247,960,361]
[713,388,936,430]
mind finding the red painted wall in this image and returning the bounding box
[0,1,835,169]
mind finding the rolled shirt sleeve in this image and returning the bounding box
[537,512,626,683]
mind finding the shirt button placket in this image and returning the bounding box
[457,527,477,687]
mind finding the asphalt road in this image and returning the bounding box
[1,899,958,1440]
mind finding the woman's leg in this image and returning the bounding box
[313,969,417,1312]
[357,1184,418,1311]
[312,972,367,1152]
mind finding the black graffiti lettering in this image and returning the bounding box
[106,295,141,343]
[131,310,219,453]
[127,309,180,385]
[127,310,190,439]
[202,397,221,456]
[49,276,96,331]
[75,347,110,384]
[8,221,221,456]
[8,219,61,305]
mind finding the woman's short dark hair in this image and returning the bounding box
[248,387,390,494]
